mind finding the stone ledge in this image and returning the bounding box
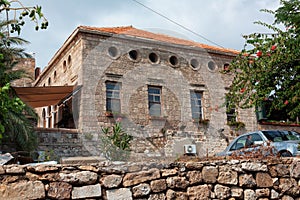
[60,156,107,164]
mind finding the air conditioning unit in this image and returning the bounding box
[184,144,197,155]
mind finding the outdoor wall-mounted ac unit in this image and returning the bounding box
[184,144,197,155]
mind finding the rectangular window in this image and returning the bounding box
[190,91,202,119]
[226,95,236,123]
[106,81,121,113]
[148,86,161,117]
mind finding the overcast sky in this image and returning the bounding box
[19,0,281,69]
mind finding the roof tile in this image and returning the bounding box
[79,26,239,54]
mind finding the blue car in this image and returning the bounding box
[216,130,300,157]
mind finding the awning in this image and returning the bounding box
[13,86,76,108]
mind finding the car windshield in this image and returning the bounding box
[262,130,300,142]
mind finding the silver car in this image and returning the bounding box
[216,130,300,157]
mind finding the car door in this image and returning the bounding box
[228,133,263,155]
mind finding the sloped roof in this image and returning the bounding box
[79,25,239,55]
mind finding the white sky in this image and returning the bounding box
[18,0,281,69]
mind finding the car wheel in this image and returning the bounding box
[278,151,292,157]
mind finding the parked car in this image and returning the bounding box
[216,130,300,157]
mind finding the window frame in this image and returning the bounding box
[105,81,121,113]
[226,95,236,123]
[190,90,203,120]
[148,86,162,117]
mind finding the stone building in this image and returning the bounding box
[32,26,259,159]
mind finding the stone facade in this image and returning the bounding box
[0,158,299,199]
[32,26,299,159]
[11,58,35,87]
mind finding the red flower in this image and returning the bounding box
[284,100,289,105]
[240,88,245,93]
[256,51,262,57]
[271,45,277,51]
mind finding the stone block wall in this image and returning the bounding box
[0,158,299,199]
[35,128,91,159]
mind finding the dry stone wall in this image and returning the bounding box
[0,158,299,199]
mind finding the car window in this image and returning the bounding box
[251,133,263,142]
[262,130,290,142]
[282,131,300,140]
[229,133,263,151]
[230,136,247,151]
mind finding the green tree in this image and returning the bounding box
[226,0,299,122]
[0,0,47,151]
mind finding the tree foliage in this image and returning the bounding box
[226,0,300,122]
[0,0,48,34]
[0,1,47,151]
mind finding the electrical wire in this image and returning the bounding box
[131,0,225,48]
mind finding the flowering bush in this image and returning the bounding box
[100,118,132,161]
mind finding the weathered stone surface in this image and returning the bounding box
[269,165,277,177]
[59,171,98,185]
[123,168,160,187]
[166,189,188,200]
[101,174,122,188]
[282,195,294,200]
[279,178,299,196]
[1,175,20,183]
[150,179,167,192]
[241,162,268,172]
[214,184,230,199]
[239,174,256,187]
[0,180,45,199]
[78,165,99,172]
[290,160,300,178]
[256,172,273,187]
[231,186,243,198]
[275,164,290,177]
[26,172,40,181]
[27,165,59,173]
[202,166,218,183]
[0,166,5,174]
[244,189,256,200]
[48,182,72,199]
[161,169,177,177]
[271,189,279,199]
[187,185,210,200]
[5,165,25,174]
[0,158,300,199]
[106,188,132,200]
[166,176,189,189]
[185,162,203,170]
[187,170,202,185]
[218,166,238,185]
[149,193,165,200]
[255,188,270,198]
[72,184,101,199]
[132,183,151,197]
[40,173,58,182]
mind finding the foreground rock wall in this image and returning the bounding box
[0,158,299,199]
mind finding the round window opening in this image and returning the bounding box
[190,58,199,69]
[208,61,217,71]
[129,50,139,60]
[169,55,178,66]
[108,46,119,58]
[149,52,159,63]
